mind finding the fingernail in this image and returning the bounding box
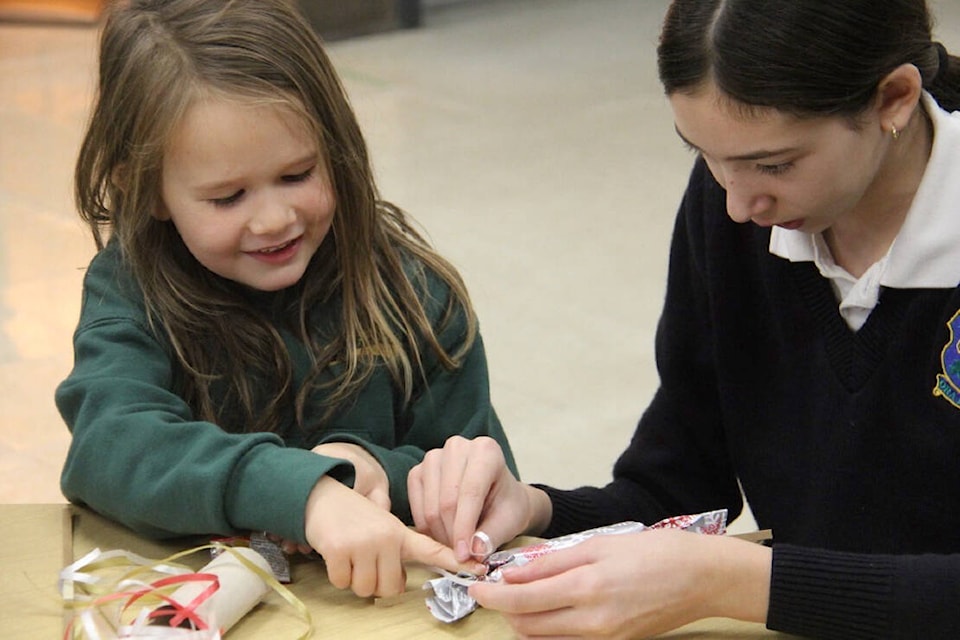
[471,531,493,558]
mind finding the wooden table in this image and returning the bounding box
[1,504,792,639]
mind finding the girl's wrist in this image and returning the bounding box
[703,536,772,623]
[522,485,553,537]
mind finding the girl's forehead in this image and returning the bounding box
[186,88,310,121]
[671,89,791,136]
[171,93,318,145]
[682,83,786,122]
[668,86,846,160]
[165,101,310,169]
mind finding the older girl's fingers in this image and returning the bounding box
[407,467,427,530]
[469,548,591,614]
[470,578,571,616]
[410,449,448,543]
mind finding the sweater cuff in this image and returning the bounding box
[355,441,419,525]
[531,484,617,538]
[768,543,893,639]
[225,443,353,544]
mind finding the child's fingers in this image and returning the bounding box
[324,553,352,591]
[376,550,407,597]
[367,485,391,511]
[401,527,484,575]
[349,551,378,598]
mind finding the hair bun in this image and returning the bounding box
[934,41,950,82]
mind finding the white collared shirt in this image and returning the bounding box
[769,92,960,330]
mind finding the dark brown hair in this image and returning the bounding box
[658,0,960,116]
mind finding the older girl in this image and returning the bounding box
[410,0,960,636]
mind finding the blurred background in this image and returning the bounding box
[2,0,958,536]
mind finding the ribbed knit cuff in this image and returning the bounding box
[533,484,603,538]
[532,483,658,539]
[768,544,893,640]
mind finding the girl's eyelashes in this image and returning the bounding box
[679,138,795,178]
[756,161,794,176]
[281,166,315,183]
[207,167,315,207]
[211,189,245,208]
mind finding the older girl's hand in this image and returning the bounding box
[469,529,771,639]
[408,435,552,562]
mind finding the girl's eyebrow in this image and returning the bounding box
[193,153,317,193]
[674,125,798,162]
[194,177,242,194]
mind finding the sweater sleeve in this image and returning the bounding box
[536,160,743,538]
[768,545,960,639]
[56,251,350,544]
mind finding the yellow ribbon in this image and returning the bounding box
[60,543,313,639]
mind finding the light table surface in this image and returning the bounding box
[1,504,794,639]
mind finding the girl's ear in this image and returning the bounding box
[152,201,171,221]
[874,63,923,134]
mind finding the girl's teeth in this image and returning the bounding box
[259,240,292,253]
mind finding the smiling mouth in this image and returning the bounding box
[255,238,298,254]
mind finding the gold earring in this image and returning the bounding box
[890,124,900,140]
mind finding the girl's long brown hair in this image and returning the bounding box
[76,0,478,433]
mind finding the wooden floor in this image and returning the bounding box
[0,0,104,24]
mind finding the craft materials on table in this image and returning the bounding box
[59,539,311,639]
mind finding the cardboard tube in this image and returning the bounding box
[155,547,271,633]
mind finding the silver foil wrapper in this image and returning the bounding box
[424,508,727,623]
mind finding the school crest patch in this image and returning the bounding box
[933,310,960,410]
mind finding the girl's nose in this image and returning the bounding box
[249,198,295,235]
[724,181,754,224]
[725,181,773,225]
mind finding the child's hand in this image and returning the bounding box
[311,442,390,510]
[304,476,481,597]
[265,532,313,556]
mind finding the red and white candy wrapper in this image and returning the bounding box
[424,509,727,623]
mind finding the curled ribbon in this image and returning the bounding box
[60,543,313,639]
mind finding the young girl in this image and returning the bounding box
[56,0,514,598]
[409,0,960,637]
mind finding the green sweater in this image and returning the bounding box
[56,241,515,544]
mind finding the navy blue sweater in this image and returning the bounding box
[539,158,960,639]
